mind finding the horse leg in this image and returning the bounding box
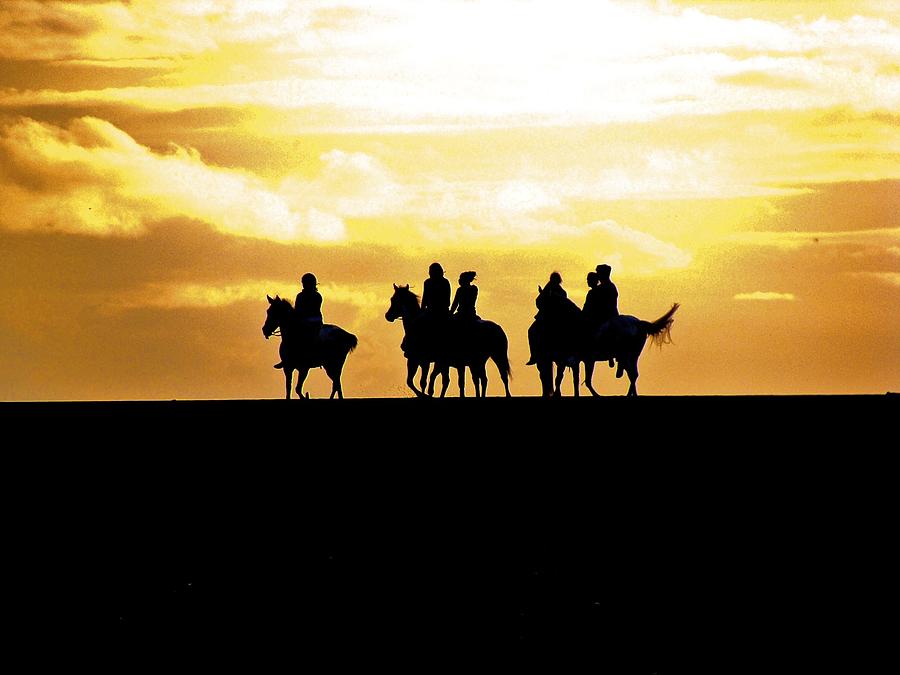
[537,361,551,397]
[496,359,511,398]
[572,360,580,397]
[626,360,639,397]
[428,364,440,397]
[420,362,431,396]
[284,367,293,400]
[553,362,565,397]
[326,357,346,399]
[479,360,488,398]
[295,367,310,399]
[475,364,486,398]
[458,366,466,398]
[538,360,551,397]
[584,360,600,397]
[407,360,423,397]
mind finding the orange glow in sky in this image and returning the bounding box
[1,0,898,398]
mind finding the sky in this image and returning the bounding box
[1,0,898,399]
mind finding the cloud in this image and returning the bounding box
[0,115,347,241]
[114,279,384,311]
[728,228,900,250]
[850,272,900,288]
[733,291,796,301]
[2,1,899,129]
[279,149,406,219]
[718,71,810,89]
[586,220,693,271]
[421,215,691,274]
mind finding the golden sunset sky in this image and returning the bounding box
[1,0,898,399]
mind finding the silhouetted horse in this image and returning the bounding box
[530,288,678,397]
[530,286,585,397]
[262,295,358,400]
[385,284,451,398]
[385,285,511,397]
[582,304,679,397]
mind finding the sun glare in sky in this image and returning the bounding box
[1,0,898,399]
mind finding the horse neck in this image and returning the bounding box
[541,296,579,323]
[400,298,421,333]
[277,307,298,338]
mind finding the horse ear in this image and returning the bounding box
[267,294,273,303]
[538,285,543,293]
[393,283,398,290]
[403,284,409,290]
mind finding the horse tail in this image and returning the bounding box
[639,303,680,348]
[340,330,358,354]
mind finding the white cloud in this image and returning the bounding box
[850,272,900,288]
[421,215,691,274]
[114,279,383,310]
[3,1,898,128]
[280,149,406,219]
[734,291,796,301]
[0,116,347,242]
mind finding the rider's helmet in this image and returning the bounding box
[301,273,317,289]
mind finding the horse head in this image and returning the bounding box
[385,284,419,322]
[262,294,292,339]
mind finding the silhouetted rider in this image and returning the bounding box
[407,261,451,356]
[594,264,618,324]
[543,271,567,302]
[588,264,619,368]
[583,271,602,324]
[295,272,323,354]
[422,262,451,317]
[526,271,567,366]
[450,271,478,320]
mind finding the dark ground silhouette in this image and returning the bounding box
[3,395,894,667]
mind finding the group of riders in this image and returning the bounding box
[287,262,622,367]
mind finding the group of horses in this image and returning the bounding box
[261,286,679,400]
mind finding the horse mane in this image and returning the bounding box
[273,296,294,311]
[398,286,419,301]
